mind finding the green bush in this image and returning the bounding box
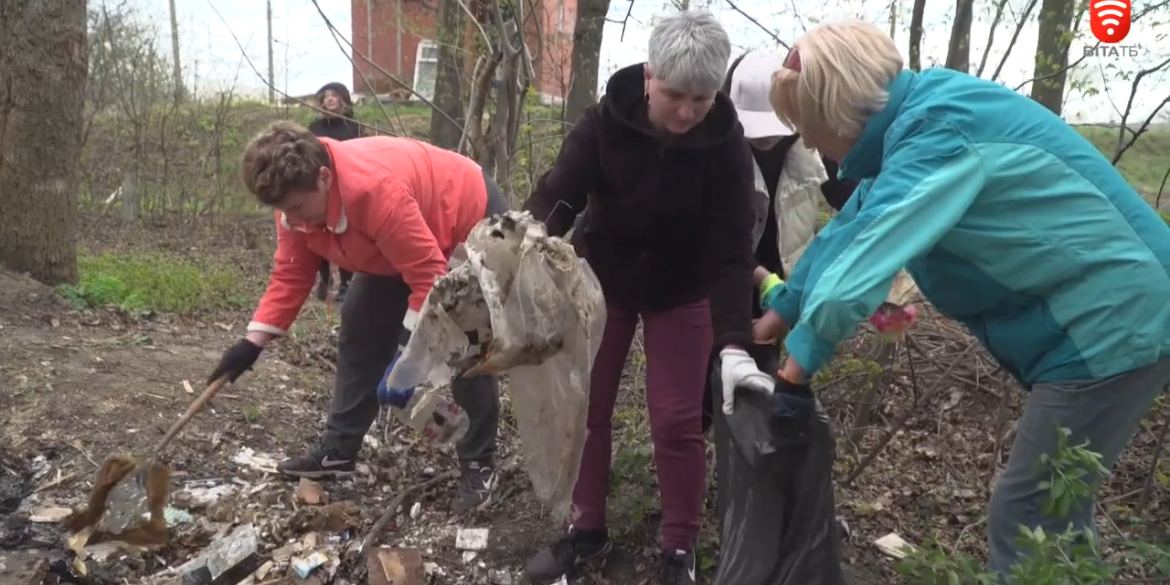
[59,250,247,314]
[895,426,1169,584]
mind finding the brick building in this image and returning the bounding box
[350,0,576,104]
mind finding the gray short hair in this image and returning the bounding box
[648,10,731,95]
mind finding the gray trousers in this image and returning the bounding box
[988,357,1170,574]
[323,170,510,461]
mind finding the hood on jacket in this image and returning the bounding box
[315,81,355,118]
[602,63,739,149]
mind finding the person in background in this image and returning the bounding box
[521,11,775,585]
[699,48,857,429]
[306,82,361,303]
[207,121,508,512]
[753,19,1170,577]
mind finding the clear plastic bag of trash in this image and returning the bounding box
[383,211,606,520]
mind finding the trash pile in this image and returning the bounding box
[385,210,606,520]
[5,442,526,585]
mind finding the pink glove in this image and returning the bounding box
[869,304,918,338]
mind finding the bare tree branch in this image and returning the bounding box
[1012,43,1094,91]
[724,0,789,49]
[1112,55,1170,165]
[975,0,1011,78]
[1134,0,1170,21]
[991,0,1039,82]
[302,0,463,130]
[307,0,402,132]
[604,0,637,43]
[202,0,385,136]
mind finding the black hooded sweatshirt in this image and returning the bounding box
[308,82,362,142]
[523,63,758,351]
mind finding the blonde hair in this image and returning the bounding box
[769,20,903,139]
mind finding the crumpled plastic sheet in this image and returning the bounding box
[384,211,606,520]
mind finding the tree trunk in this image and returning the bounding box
[168,0,184,104]
[0,0,85,285]
[564,0,610,125]
[1031,0,1075,115]
[945,0,974,72]
[908,0,927,72]
[429,0,466,150]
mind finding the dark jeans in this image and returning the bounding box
[571,300,713,550]
[322,170,510,461]
[318,260,353,291]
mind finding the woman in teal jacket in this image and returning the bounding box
[752,19,1170,576]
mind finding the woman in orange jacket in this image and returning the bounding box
[207,121,508,511]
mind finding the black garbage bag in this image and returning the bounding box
[710,364,848,585]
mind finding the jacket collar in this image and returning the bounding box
[839,69,916,180]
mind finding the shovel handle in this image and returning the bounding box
[153,376,232,457]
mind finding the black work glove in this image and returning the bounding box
[208,339,263,384]
[769,378,816,441]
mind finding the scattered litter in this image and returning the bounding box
[874,532,916,559]
[172,483,237,510]
[168,523,259,584]
[231,448,279,473]
[488,568,514,585]
[297,478,326,505]
[292,551,330,578]
[461,551,477,563]
[454,527,489,551]
[368,547,425,585]
[0,550,49,585]
[163,505,193,527]
[28,506,72,523]
[409,502,422,519]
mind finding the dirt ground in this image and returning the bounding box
[0,212,1165,585]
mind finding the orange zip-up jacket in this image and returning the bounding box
[247,136,488,336]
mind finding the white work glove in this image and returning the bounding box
[720,348,776,415]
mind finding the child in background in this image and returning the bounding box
[307,82,362,302]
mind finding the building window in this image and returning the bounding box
[413,40,440,101]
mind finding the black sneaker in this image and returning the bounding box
[526,527,612,583]
[451,459,497,512]
[276,444,356,479]
[659,549,697,585]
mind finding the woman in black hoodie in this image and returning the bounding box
[521,11,773,585]
[307,82,363,302]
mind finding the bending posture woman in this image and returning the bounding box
[754,20,1170,576]
[207,122,507,512]
[522,11,773,585]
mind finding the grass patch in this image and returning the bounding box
[59,249,248,314]
[1076,125,1170,204]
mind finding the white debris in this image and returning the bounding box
[874,532,916,559]
[454,527,489,551]
[232,447,279,473]
[28,506,72,523]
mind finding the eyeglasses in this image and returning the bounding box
[783,46,802,72]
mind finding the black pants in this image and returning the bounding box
[318,261,353,290]
[323,171,511,461]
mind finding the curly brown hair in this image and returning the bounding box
[241,121,332,206]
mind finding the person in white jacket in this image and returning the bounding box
[726,49,858,299]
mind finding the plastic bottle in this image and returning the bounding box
[381,387,470,445]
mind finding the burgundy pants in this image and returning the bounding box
[571,300,713,550]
